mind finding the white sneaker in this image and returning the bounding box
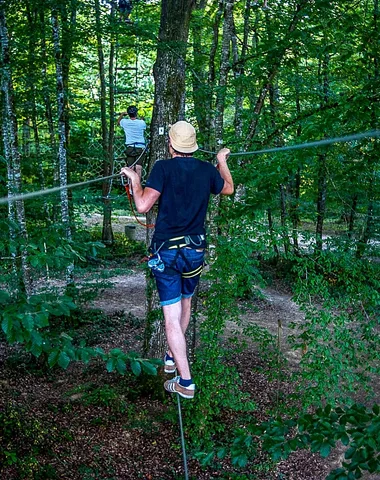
[164,376,195,399]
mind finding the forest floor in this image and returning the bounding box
[1,218,379,480]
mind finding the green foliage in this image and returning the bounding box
[197,403,380,479]
[0,404,58,479]
[65,383,127,412]
[288,248,380,407]
[0,290,159,377]
[185,234,263,450]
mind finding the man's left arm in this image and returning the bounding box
[120,167,160,213]
[117,112,127,126]
[217,148,234,195]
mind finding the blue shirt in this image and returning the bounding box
[120,118,146,145]
[145,157,224,241]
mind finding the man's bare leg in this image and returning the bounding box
[163,301,191,380]
[167,296,192,363]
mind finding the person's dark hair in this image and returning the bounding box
[127,105,138,117]
[172,149,193,157]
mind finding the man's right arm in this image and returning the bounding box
[217,148,234,195]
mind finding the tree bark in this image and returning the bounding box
[39,9,57,155]
[95,0,114,245]
[315,52,330,252]
[25,3,49,218]
[51,8,74,284]
[0,1,32,297]
[356,0,379,258]
[214,0,234,146]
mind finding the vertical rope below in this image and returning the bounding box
[177,395,189,480]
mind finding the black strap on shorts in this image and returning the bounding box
[150,234,206,253]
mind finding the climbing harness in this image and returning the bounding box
[125,141,149,170]
[147,235,206,279]
[150,235,206,252]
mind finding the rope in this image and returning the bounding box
[123,181,154,228]
[177,394,189,480]
[0,173,120,206]
[198,129,380,157]
[0,129,378,207]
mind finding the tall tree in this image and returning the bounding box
[0,0,32,297]
[51,7,74,284]
[144,0,195,358]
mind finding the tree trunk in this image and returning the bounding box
[61,0,77,148]
[315,53,329,252]
[315,152,327,252]
[52,9,74,285]
[267,208,279,258]
[95,0,114,245]
[0,1,32,297]
[289,75,302,252]
[232,0,251,139]
[25,3,49,218]
[279,184,290,255]
[39,9,57,155]
[347,194,357,239]
[356,0,379,258]
[144,0,195,358]
[214,0,234,146]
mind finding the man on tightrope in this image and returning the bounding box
[117,105,147,168]
[120,121,234,399]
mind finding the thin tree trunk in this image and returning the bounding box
[315,153,327,251]
[52,9,74,285]
[0,1,32,297]
[347,194,357,239]
[290,75,302,252]
[267,208,279,258]
[356,0,379,258]
[39,9,56,155]
[214,0,234,146]
[232,0,251,139]
[25,3,49,218]
[315,53,329,252]
[279,184,290,255]
[290,167,301,251]
[95,0,114,245]
[61,0,77,147]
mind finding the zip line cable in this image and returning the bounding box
[198,129,380,157]
[0,173,120,206]
[0,129,379,207]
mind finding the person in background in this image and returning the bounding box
[118,0,133,23]
[117,105,147,168]
[120,121,234,399]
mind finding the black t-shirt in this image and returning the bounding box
[145,157,224,241]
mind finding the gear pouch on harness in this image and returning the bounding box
[147,253,165,272]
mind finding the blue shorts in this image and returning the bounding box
[151,248,205,306]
